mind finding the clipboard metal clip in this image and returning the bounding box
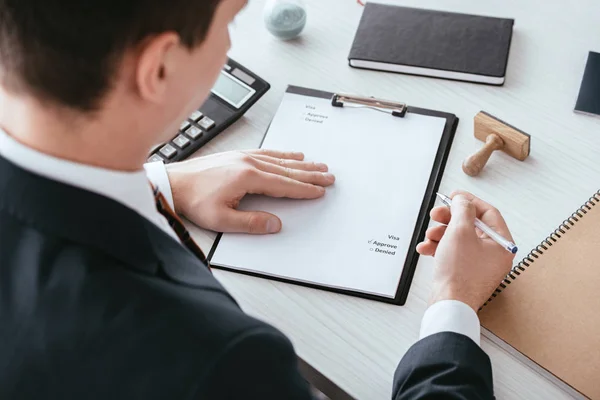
[331,93,408,118]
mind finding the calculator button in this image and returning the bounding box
[185,126,202,139]
[147,154,164,163]
[159,143,177,159]
[173,135,190,149]
[198,117,215,131]
[180,120,191,131]
[189,110,203,122]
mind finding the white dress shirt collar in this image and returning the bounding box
[0,128,176,239]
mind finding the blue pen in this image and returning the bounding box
[436,193,518,254]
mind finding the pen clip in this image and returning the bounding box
[331,93,408,118]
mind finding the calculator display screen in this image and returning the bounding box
[211,71,255,109]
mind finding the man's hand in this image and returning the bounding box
[416,191,516,312]
[165,149,335,234]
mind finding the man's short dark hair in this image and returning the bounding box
[0,0,222,111]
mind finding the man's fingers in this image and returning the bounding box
[217,208,282,234]
[250,154,329,172]
[244,149,305,161]
[450,190,496,219]
[448,194,477,232]
[426,225,447,242]
[450,190,514,241]
[417,240,438,256]
[417,226,446,256]
[247,170,327,199]
[252,160,335,187]
[430,206,451,224]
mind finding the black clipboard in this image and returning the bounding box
[209,85,458,305]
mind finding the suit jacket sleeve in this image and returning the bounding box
[393,332,494,400]
[201,327,314,400]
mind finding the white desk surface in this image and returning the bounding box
[187,0,600,398]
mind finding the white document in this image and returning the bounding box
[211,90,447,298]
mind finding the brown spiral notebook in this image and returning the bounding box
[479,191,600,399]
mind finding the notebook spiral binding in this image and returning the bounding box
[481,190,600,309]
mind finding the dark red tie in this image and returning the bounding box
[152,185,210,269]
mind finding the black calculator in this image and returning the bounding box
[148,59,270,164]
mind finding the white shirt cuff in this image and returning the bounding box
[144,161,175,210]
[419,300,481,346]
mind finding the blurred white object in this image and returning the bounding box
[264,0,307,40]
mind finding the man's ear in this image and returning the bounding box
[135,32,180,104]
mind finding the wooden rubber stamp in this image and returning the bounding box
[462,111,531,177]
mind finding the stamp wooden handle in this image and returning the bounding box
[462,134,504,177]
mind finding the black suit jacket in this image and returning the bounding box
[394,332,494,399]
[0,155,493,399]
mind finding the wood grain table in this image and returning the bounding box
[186,1,600,398]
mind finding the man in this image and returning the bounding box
[0,0,514,398]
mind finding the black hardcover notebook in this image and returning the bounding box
[575,51,600,117]
[209,86,458,305]
[348,4,514,85]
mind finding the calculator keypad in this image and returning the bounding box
[147,107,219,163]
[173,135,190,149]
[198,117,215,131]
[159,143,177,159]
[148,154,163,163]
[145,59,271,165]
[186,126,202,139]
[189,110,204,122]
[180,120,191,131]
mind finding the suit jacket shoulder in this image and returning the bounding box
[0,156,312,400]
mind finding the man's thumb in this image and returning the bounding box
[222,209,282,234]
[449,194,476,230]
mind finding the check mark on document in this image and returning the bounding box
[369,235,401,256]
